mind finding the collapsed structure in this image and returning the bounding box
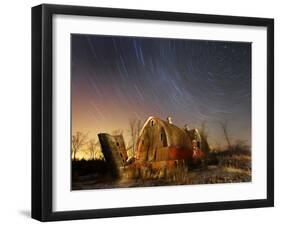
[98,116,209,179]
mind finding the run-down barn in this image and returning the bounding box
[98,116,208,173]
[135,116,206,163]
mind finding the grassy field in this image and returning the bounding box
[72,147,251,190]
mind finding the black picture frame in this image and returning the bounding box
[32,4,274,222]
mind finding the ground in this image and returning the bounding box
[72,148,251,190]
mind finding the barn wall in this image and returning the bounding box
[136,117,194,162]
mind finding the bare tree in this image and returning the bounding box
[88,138,100,159]
[219,120,232,150]
[128,118,142,155]
[72,132,88,161]
[136,119,142,137]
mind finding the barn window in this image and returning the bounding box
[151,120,154,126]
[160,128,167,147]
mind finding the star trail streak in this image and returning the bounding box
[71,34,252,147]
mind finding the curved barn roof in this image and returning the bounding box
[137,116,192,147]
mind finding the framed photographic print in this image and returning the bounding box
[32,4,274,221]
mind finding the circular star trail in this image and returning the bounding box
[71,34,251,147]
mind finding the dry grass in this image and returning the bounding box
[72,147,251,190]
[223,166,251,175]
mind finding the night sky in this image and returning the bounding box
[71,34,251,148]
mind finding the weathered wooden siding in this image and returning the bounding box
[136,117,193,162]
[98,133,128,175]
